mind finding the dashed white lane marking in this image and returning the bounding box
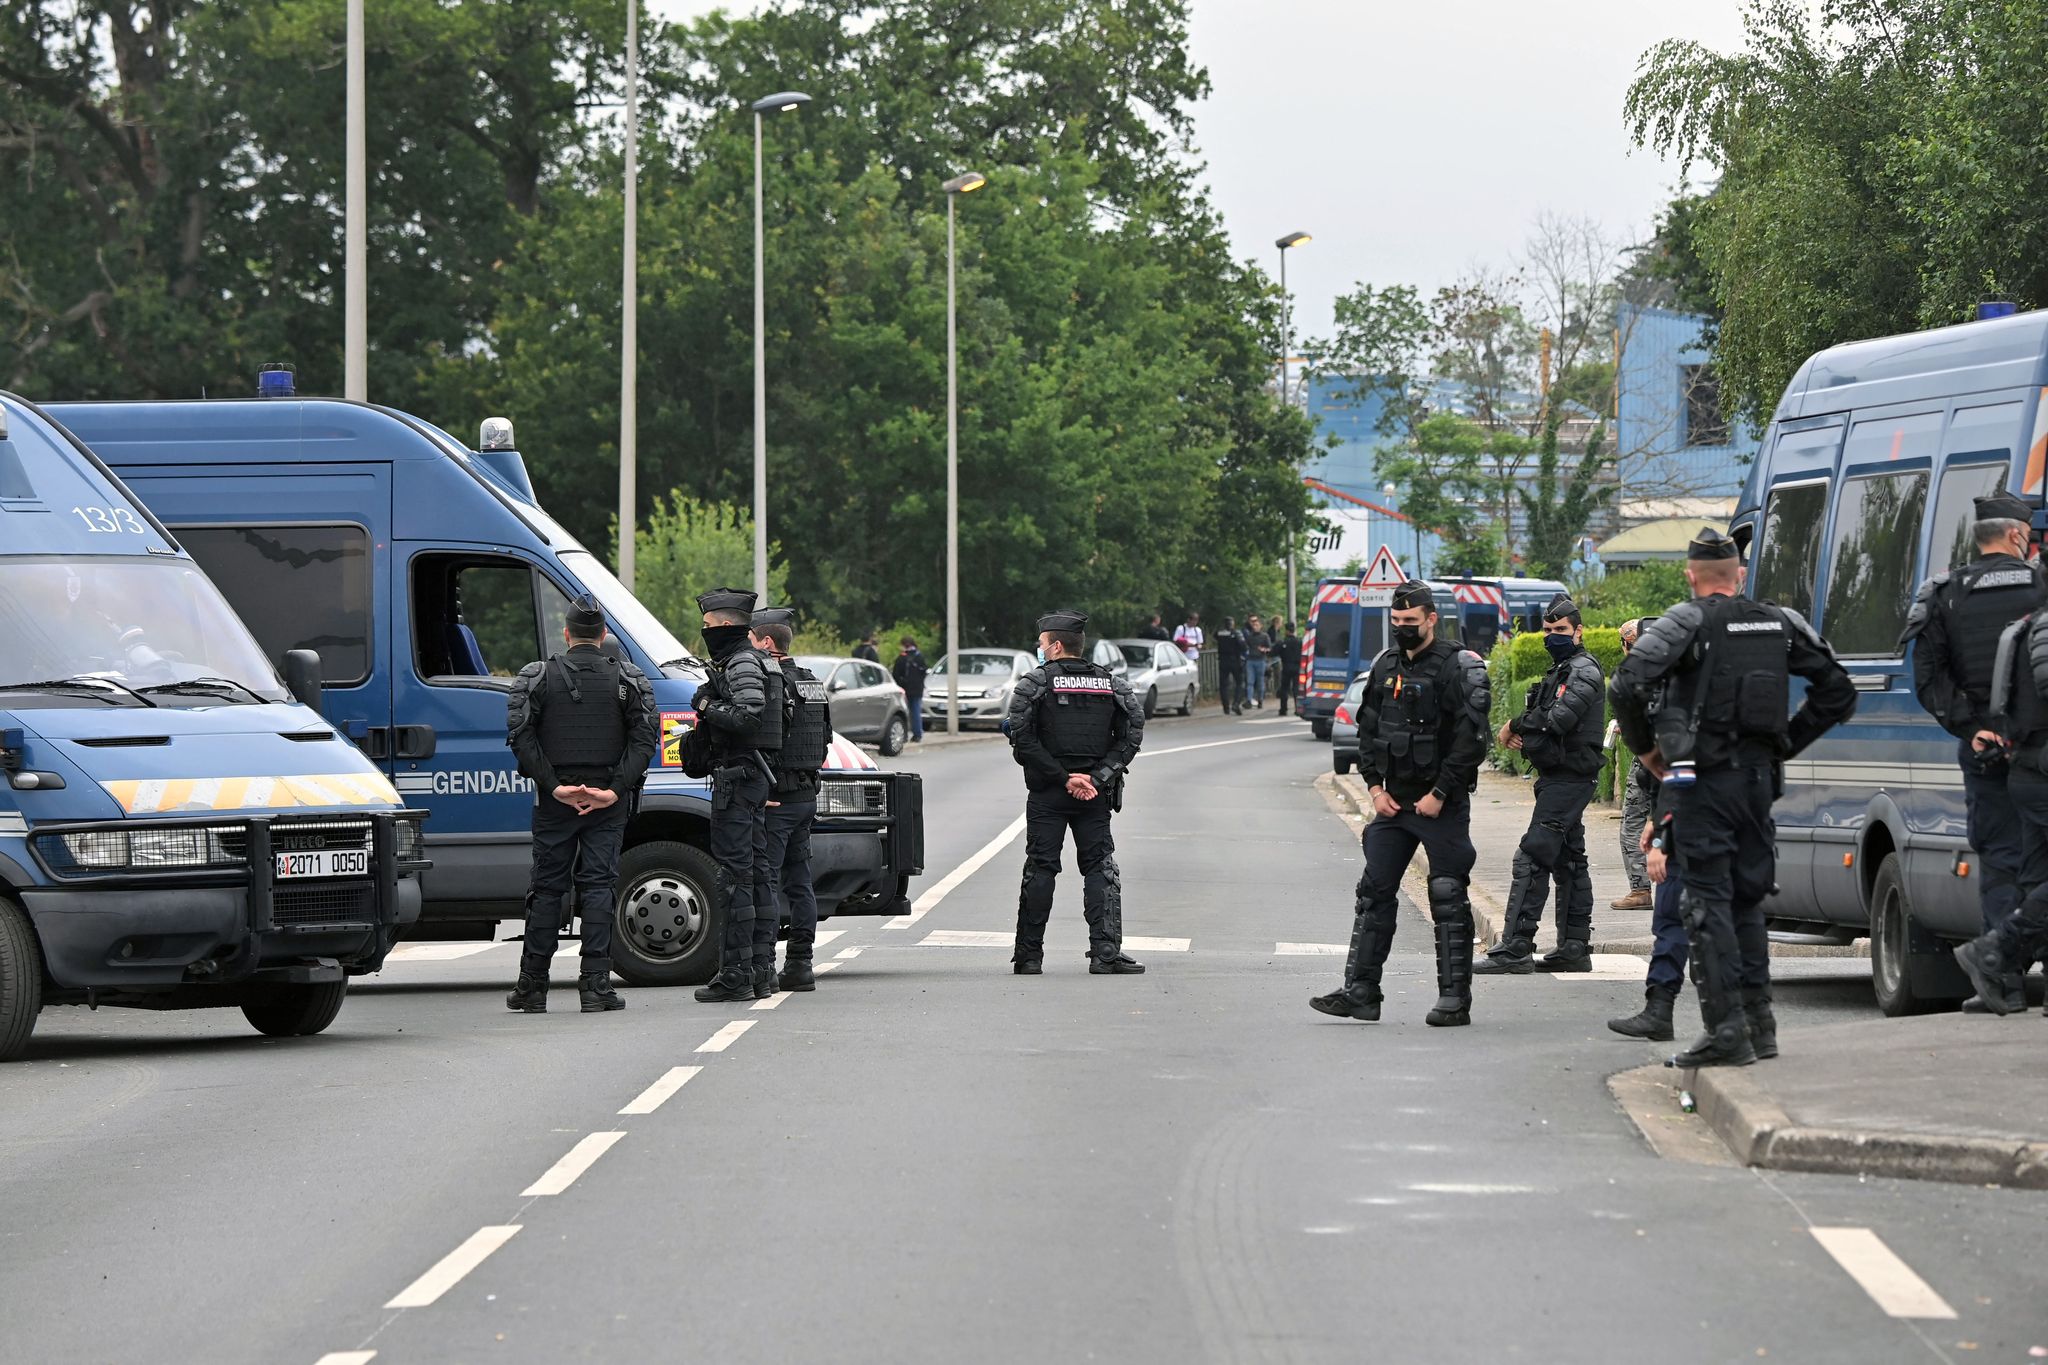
[384,1225,522,1308]
[314,1354,377,1365]
[1144,733,1295,757]
[619,1066,701,1115]
[814,928,847,948]
[1809,1228,1957,1320]
[1404,1183,1543,1195]
[1276,942,1347,955]
[918,929,1190,952]
[890,815,1028,927]
[814,960,843,974]
[697,1020,756,1052]
[385,942,500,963]
[1125,936,1191,953]
[520,1131,626,1197]
[835,946,864,959]
[1547,953,1651,980]
[750,991,789,1010]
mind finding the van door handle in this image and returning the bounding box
[1848,673,1893,692]
[392,725,437,760]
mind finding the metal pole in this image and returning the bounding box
[617,0,638,589]
[752,110,768,600]
[946,195,961,735]
[1281,245,1295,621]
[344,0,366,400]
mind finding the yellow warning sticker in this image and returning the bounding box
[659,711,695,768]
[101,772,403,814]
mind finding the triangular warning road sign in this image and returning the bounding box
[1359,545,1408,589]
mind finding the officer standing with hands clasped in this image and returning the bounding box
[1900,490,2045,1012]
[504,594,658,1014]
[679,587,785,1003]
[750,607,831,992]
[1609,529,1855,1067]
[1007,609,1148,975]
[1477,593,1606,974]
[1311,580,1491,1027]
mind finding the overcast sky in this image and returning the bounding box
[651,1,1755,341]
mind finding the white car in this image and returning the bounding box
[1106,638,1199,717]
[923,648,1037,729]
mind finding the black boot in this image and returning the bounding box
[1608,985,1676,1041]
[1312,891,1388,1020]
[1473,939,1536,974]
[1534,940,1593,973]
[506,972,549,1013]
[779,959,817,992]
[1667,949,1755,1068]
[1013,958,1042,975]
[1310,980,1381,1020]
[1742,985,1777,1059]
[1425,919,1473,1027]
[1954,936,2020,1016]
[578,959,625,1013]
[753,967,776,999]
[1090,953,1146,974]
[694,967,755,1003]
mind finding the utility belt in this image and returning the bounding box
[2008,740,2048,773]
[712,752,776,784]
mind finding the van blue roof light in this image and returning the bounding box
[1978,300,2018,321]
[257,363,296,398]
[479,416,515,450]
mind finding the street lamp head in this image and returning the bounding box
[1276,231,1312,250]
[749,91,812,114]
[1382,482,1397,498]
[942,171,988,195]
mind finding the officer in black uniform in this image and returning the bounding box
[1609,529,1856,1066]
[1956,602,2048,1015]
[1477,592,1607,974]
[749,607,831,992]
[1311,580,1492,1027]
[1900,490,2045,1012]
[1007,609,1148,974]
[681,586,784,1003]
[505,594,658,1014]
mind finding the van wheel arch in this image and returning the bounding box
[0,892,45,1063]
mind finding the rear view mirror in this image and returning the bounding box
[283,649,324,712]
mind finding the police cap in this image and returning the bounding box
[751,607,795,629]
[567,594,605,633]
[1543,593,1581,624]
[695,586,758,615]
[1974,490,2033,524]
[1390,579,1435,611]
[1687,527,1741,561]
[1035,608,1088,634]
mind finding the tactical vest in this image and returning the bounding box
[1991,613,2048,748]
[708,647,784,753]
[1655,596,1792,767]
[777,658,831,775]
[1368,641,1459,790]
[537,650,627,782]
[1943,556,2043,713]
[1519,652,1605,778]
[1036,659,1118,765]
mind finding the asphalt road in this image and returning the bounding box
[3,711,2042,1364]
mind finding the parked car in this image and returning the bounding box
[798,655,912,756]
[1331,676,1368,775]
[924,648,1036,729]
[1107,638,1200,718]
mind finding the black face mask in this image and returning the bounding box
[1393,624,1426,651]
[1543,633,1578,663]
[702,624,751,661]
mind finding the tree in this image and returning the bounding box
[1519,410,1614,579]
[632,494,789,658]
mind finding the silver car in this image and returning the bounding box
[1107,638,1200,717]
[797,655,913,756]
[1331,675,1368,775]
[924,648,1036,729]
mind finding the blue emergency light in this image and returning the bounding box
[1978,300,2018,321]
[257,363,296,398]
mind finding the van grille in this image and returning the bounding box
[273,881,376,927]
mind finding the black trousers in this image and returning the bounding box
[1014,785,1122,963]
[1219,662,1246,711]
[709,764,771,986]
[1672,764,1777,1028]
[1992,762,2048,962]
[1348,790,1476,986]
[1274,664,1298,712]
[1646,872,1689,993]
[1961,748,2024,934]
[1496,774,1595,951]
[762,797,820,965]
[522,797,629,975]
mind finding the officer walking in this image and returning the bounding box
[1612,618,1656,913]
[1900,491,2045,1012]
[1609,529,1856,1066]
[683,587,785,1003]
[1311,580,1491,1027]
[1477,593,1607,974]
[504,594,658,1014]
[1007,609,1148,975]
[749,608,832,992]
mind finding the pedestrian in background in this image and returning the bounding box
[1217,616,1247,715]
[893,635,929,743]
[1245,614,1272,710]
[1274,620,1302,717]
[1173,611,1204,665]
[852,631,880,663]
[1612,617,1655,913]
[1139,613,1171,642]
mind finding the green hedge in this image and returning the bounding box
[1486,626,1627,802]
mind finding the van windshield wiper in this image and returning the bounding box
[0,676,156,707]
[138,677,268,704]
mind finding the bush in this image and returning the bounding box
[1488,627,1626,802]
[1576,563,1691,628]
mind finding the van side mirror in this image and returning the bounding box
[283,649,324,712]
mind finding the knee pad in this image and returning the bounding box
[1427,875,1469,923]
[1519,821,1566,866]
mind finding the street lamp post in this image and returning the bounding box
[344,0,365,400]
[618,0,639,589]
[749,91,812,600]
[941,171,987,737]
[1276,231,1310,621]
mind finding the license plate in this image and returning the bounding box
[275,848,370,880]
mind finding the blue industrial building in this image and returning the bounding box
[1613,303,1758,508]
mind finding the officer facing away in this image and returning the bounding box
[1955,602,2048,1015]
[1007,609,1148,975]
[749,607,831,992]
[1609,528,1856,1067]
[505,594,658,1014]
[682,587,785,1003]
[1312,580,1492,1027]
[1478,592,1607,974]
[1900,490,2045,1012]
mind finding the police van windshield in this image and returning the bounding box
[557,550,700,675]
[0,556,288,705]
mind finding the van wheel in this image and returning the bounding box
[879,714,908,757]
[242,979,348,1038]
[1312,719,1332,740]
[613,841,721,986]
[0,896,43,1063]
[1868,853,1954,1017]
[1179,687,1195,716]
[1144,687,1158,719]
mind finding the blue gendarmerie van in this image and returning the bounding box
[0,390,427,1061]
[51,381,924,988]
[1727,305,2048,1014]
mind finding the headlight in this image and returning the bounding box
[394,816,426,862]
[52,825,238,871]
[817,780,886,816]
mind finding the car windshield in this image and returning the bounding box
[1345,678,1370,704]
[558,550,699,675]
[930,652,1016,677]
[0,556,288,704]
[1118,644,1155,668]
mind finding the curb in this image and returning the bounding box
[1686,1063,2048,1190]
